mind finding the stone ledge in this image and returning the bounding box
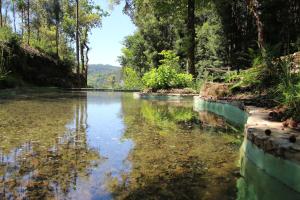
[194,96,300,162]
[194,96,300,192]
[133,92,198,100]
[246,107,300,163]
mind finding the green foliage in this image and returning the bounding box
[0,45,9,80]
[225,48,283,90]
[159,50,180,71]
[142,68,158,89]
[140,101,195,131]
[142,65,193,90]
[0,28,16,81]
[142,66,176,89]
[225,67,261,89]
[175,73,194,88]
[226,52,300,117]
[142,50,193,90]
[0,27,20,46]
[119,32,149,75]
[275,58,300,117]
[195,2,225,72]
[123,67,143,90]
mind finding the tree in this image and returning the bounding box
[78,0,105,85]
[53,0,61,56]
[0,0,2,27]
[119,32,149,75]
[76,0,80,81]
[26,0,30,45]
[246,0,264,50]
[11,0,16,32]
[186,0,196,77]
[16,0,26,37]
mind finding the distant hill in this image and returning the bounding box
[87,64,122,88]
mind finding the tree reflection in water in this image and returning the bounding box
[106,95,242,200]
[0,93,101,199]
[0,92,247,200]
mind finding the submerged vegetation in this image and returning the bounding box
[0,1,300,199]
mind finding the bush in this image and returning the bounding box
[142,68,158,89]
[142,65,193,90]
[123,67,143,89]
[0,27,20,46]
[275,57,300,118]
[174,73,193,88]
[159,50,180,71]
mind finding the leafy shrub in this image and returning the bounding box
[225,66,261,90]
[225,48,282,91]
[159,50,180,71]
[0,27,20,46]
[142,50,193,90]
[275,57,300,118]
[174,73,193,88]
[156,65,177,88]
[142,68,158,89]
[142,65,193,90]
[123,67,143,89]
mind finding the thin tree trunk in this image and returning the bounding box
[76,0,80,84]
[56,22,59,57]
[186,0,196,77]
[4,3,8,25]
[13,1,16,32]
[21,9,24,37]
[247,0,264,50]
[54,0,60,58]
[27,0,30,45]
[0,0,2,27]
[83,29,89,86]
[80,42,84,75]
[84,44,89,84]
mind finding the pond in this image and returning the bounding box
[0,91,298,200]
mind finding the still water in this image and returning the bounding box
[0,91,297,200]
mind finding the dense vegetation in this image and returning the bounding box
[0,0,300,120]
[115,0,300,120]
[0,0,106,87]
[117,0,299,77]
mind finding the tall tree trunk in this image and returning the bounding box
[84,44,89,84]
[0,0,2,27]
[54,0,60,58]
[56,22,59,57]
[21,9,24,37]
[76,0,80,84]
[83,29,89,85]
[80,42,84,76]
[186,0,196,77]
[247,0,264,50]
[4,3,8,26]
[27,0,30,45]
[12,0,16,32]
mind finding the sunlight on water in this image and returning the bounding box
[0,90,291,200]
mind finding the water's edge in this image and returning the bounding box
[193,96,300,194]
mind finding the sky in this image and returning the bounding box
[88,0,136,66]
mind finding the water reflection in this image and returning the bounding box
[0,92,101,199]
[238,149,300,200]
[105,95,242,200]
[1,91,294,199]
